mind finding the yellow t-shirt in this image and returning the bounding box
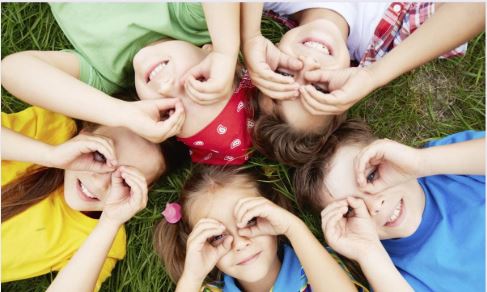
[1,107,127,291]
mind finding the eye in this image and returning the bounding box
[344,206,354,218]
[246,217,257,227]
[312,84,329,94]
[208,233,226,247]
[93,151,106,163]
[367,168,379,183]
[275,69,294,78]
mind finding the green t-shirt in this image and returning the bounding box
[50,3,211,94]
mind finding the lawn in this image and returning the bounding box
[1,3,485,292]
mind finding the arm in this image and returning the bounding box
[2,126,117,172]
[203,3,240,57]
[235,197,356,292]
[1,51,125,128]
[321,198,413,292]
[285,216,357,292]
[369,3,485,88]
[241,3,302,99]
[303,3,485,115]
[354,137,485,193]
[181,3,241,105]
[1,51,184,143]
[47,166,148,292]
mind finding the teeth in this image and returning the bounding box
[149,62,167,81]
[387,201,402,223]
[80,182,96,199]
[303,41,329,54]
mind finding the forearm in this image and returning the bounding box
[420,138,485,176]
[47,219,121,292]
[1,51,127,128]
[203,3,240,56]
[241,3,264,41]
[369,3,485,88]
[2,127,54,166]
[175,274,203,292]
[357,246,412,292]
[286,218,356,292]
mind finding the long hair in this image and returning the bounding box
[2,167,65,222]
[153,165,292,283]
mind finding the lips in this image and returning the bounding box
[237,251,262,266]
[302,38,333,55]
[77,179,99,202]
[145,60,168,83]
[385,199,404,227]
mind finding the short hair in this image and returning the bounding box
[293,119,376,214]
[252,108,347,168]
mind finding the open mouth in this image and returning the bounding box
[145,60,169,83]
[385,199,404,227]
[237,251,262,266]
[302,38,331,55]
[77,179,99,201]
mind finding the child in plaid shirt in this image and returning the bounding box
[243,3,484,167]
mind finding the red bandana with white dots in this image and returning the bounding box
[177,75,255,165]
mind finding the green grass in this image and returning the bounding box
[1,3,485,292]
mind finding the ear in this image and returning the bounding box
[202,43,213,52]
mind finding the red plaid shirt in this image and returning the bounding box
[360,2,467,66]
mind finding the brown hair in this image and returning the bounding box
[1,121,176,222]
[293,119,376,214]
[252,105,347,168]
[153,164,292,283]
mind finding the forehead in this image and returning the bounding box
[189,180,260,227]
[93,126,163,182]
[322,144,363,204]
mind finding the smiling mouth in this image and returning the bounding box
[302,38,331,55]
[145,60,168,83]
[77,179,99,201]
[237,251,262,266]
[385,199,404,226]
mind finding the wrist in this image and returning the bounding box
[40,144,58,168]
[108,99,132,128]
[178,270,205,289]
[284,214,306,239]
[356,243,388,266]
[99,213,125,229]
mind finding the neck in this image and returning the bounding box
[237,255,281,292]
[293,8,349,41]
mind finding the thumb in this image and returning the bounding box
[152,98,180,112]
[304,69,333,83]
[216,236,233,257]
[346,197,370,219]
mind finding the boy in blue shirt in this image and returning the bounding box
[294,120,485,291]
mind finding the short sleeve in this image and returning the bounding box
[424,131,485,148]
[62,49,123,95]
[94,257,118,292]
[2,107,77,186]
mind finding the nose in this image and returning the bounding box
[155,77,175,97]
[361,195,385,216]
[232,234,251,252]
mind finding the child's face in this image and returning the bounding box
[320,144,426,240]
[133,40,210,101]
[190,179,280,284]
[260,19,350,133]
[64,126,164,211]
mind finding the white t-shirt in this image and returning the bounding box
[263,2,391,61]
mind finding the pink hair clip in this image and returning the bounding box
[162,202,182,224]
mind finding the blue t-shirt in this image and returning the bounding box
[381,130,485,292]
[222,244,311,292]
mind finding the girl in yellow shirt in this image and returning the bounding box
[2,106,171,291]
